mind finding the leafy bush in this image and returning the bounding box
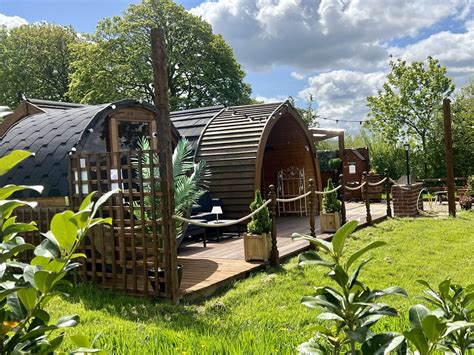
[404,279,474,354]
[322,179,341,213]
[328,158,342,170]
[293,221,407,354]
[293,221,474,354]
[0,150,113,353]
[247,190,271,235]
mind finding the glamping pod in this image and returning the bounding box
[0,99,180,204]
[174,101,322,219]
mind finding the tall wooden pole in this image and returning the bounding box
[308,179,316,238]
[150,28,179,302]
[443,98,456,217]
[268,185,279,267]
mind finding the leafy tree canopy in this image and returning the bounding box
[68,0,252,110]
[366,56,455,176]
[0,23,78,108]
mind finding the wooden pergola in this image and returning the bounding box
[309,127,345,160]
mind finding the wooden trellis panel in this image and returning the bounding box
[69,150,175,298]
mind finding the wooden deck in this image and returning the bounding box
[178,202,387,298]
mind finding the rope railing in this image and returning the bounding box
[276,191,311,203]
[314,185,342,195]
[344,182,366,191]
[173,199,272,227]
[389,178,411,190]
[368,177,388,186]
[174,184,347,228]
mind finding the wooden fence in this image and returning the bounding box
[67,150,177,298]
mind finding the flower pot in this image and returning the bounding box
[320,212,342,233]
[148,264,183,294]
[243,232,272,262]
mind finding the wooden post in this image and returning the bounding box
[443,98,456,217]
[308,179,316,238]
[338,174,346,224]
[363,171,372,224]
[150,28,179,302]
[268,185,279,267]
[384,168,392,218]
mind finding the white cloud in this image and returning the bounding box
[291,71,306,80]
[0,13,28,30]
[191,0,471,72]
[298,70,386,128]
[390,20,474,85]
[255,94,289,103]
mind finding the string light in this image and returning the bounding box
[312,114,367,124]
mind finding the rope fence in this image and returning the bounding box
[344,182,366,191]
[173,199,272,227]
[368,177,388,186]
[275,190,311,203]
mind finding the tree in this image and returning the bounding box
[0,23,78,108]
[451,80,474,177]
[68,0,252,110]
[366,56,455,177]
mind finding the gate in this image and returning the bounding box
[277,166,307,216]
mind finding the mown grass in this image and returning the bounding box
[49,212,474,354]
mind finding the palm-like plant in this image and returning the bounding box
[134,137,208,239]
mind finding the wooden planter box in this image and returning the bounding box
[243,233,272,262]
[320,212,342,233]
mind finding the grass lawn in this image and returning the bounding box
[50,212,474,354]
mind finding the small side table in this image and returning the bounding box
[207,220,241,242]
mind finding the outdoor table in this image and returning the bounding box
[206,219,242,242]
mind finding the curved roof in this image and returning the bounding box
[195,101,314,216]
[0,100,165,197]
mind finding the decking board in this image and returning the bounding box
[178,202,387,299]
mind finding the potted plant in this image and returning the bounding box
[320,179,342,233]
[243,190,272,262]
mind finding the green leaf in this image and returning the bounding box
[79,191,96,211]
[298,251,333,268]
[0,184,43,200]
[0,287,22,301]
[347,258,371,289]
[0,150,32,176]
[331,220,358,257]
[292,233,334,254]
[409,304,430,329]
[56,314,80,328]
[346,241,386,269]
[361,333,406,355]
[34,270,52,293]
[404,328,429,355]
[317,312,344,321]
[444,321,474,336]
[327,264,349,288]
[50,211,78,253]
[34,239,60,259]
[17,287,37,311]
[70,334,90,348]
[421,314,444,342]
[92,189,120,217]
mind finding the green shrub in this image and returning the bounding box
[322,179,341,213]
[0,150,113,353]
[247,190,271,235]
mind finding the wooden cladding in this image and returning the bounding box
[68,150,175,298]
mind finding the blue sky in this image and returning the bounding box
[1,0,473,130]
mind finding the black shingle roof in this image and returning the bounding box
[0,104,109,197]
[170,105,224,154]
